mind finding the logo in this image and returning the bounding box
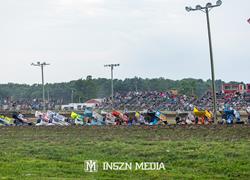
[84,160,166,172]
[84,160,98,173]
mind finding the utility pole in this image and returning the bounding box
[185,0,222,122]
[31,61,50,112]
[47,90,50,103]
[71,90,74,103]
[104,64,120,106]
[135,77,138,92]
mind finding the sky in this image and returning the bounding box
[0,0,249,84]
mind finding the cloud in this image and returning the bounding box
[0,0,249,84]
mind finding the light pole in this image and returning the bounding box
[71,90,74,103]
[31,61,50,111]
[104,64,120,106]
[47,90,50,103]
[185,0,222,122]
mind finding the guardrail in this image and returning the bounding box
[0,110,249,118]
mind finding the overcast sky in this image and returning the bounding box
[0,0,249,84]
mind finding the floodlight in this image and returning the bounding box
[216,0,222,6]
[196,5,202,10]
[206,3,212,8]
[185,6,191,12]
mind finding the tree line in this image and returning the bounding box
[0,77,241,104]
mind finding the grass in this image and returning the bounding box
[0,125,249,180]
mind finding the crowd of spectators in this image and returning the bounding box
[100,91,250,112]
[1,90,249,112]
[0,99,62,111]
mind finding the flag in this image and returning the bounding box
[248,18,250,24]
